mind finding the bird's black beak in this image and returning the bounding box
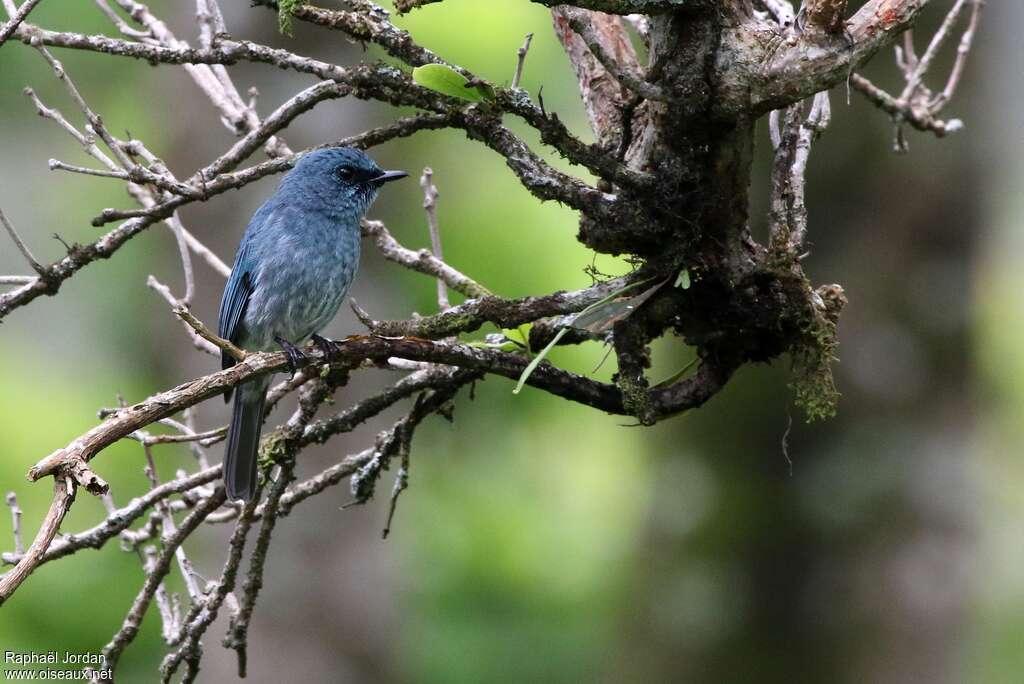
[371,170,408,184]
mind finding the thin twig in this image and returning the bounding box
[0,477,74,606]
[5,493,24,556]
[101,488,227,674]
[419,167,448,309]
[174,306,246,360]
[179,226,230,278]
[850,74,963,138]
[511,32,533,89]
[147,277,219,355]
[0,0,44,48]
[1,467,221,568]
[223,461,294,678]
[898,0,969,103]
[0,208,45,275]
[160,495,259,682]
[167,214,196,305]
[361,219,489,300]
[931,0,981,110]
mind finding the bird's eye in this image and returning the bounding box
[336,167,354,183]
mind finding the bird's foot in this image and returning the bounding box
[311,334,340,364]
[274,335,307,379]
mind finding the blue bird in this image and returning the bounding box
[218,147,407,501]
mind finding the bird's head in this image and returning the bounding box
[288,147,407,215]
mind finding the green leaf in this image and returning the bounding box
[652,357,699,388]
[512,277,668,396]
[501,324,532,354]
[675,269,691,289]
[571,278,667,334]
[513,328,568,395]
[412,64,492,102]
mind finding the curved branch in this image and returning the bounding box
[27,335,734,484]
[0,113,452,321]
[369,277,630,339]
[0,477,73,606]
[1,467,221,569]
[395,0,697,14]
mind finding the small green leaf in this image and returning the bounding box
[501,324,532,354]
[512,277,669,397]
[412,64,491,102]
[513,328,568,395]
[652,357,699,388]
[571,278,667,334]
[675,269,691,289]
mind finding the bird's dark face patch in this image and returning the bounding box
[285,147,406,215]
[333,163,381,188]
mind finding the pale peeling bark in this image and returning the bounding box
[550,7,641,147]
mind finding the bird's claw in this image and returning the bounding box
[274,335,307,379]
[311,334,340,363]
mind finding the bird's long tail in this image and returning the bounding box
[224,378,269,502]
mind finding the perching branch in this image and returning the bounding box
[396,0,698,14]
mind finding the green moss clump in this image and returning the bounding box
[278,0,303,36]
[789,284,846,422]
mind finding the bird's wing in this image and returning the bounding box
[218,240,255,371]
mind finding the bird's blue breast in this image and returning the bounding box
[233,197,363,351]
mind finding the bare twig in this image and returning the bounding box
[898,0,970,102]
[174,306,246,361]
[1,467,221,569]
[5,493,24,556]
[160,493,260,681]
[419,167,448,309]
[0,208,45,276]
[841,0,979,149]
[511,32,533,89]
[179,226,230,278]
[850,73,963,140]
[361,219,490,301]
[167,214,196,306]
[0,0,43,48]
[148,277,218,355]
[931,0,981,110]
[101,488,227,674]
[223,461,294,678]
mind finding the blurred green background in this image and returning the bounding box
[1,2,1020,682]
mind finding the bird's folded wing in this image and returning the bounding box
[218,242,254,371]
